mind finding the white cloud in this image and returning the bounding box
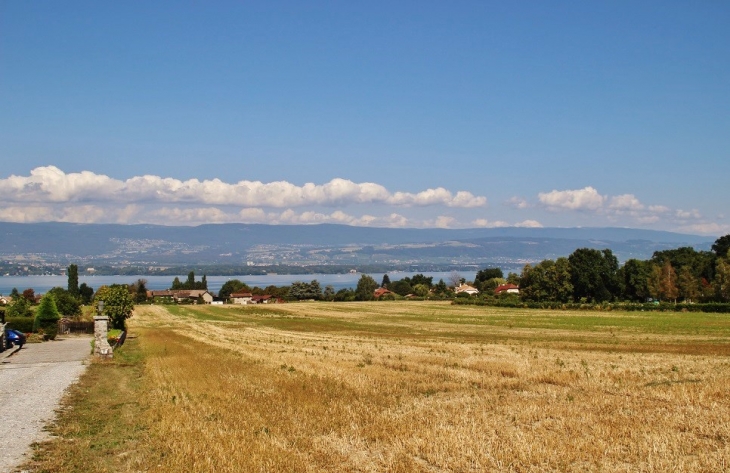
[676,222,730,236]
[434,216,456,228]
[471,219,508,228]
[675,209,702,220]
[648,205,670,213]
[538,186,605,211]
[388,187,486,207]
[505,197,529,209]
[384,213,409,227]
[608,194,644,211]
[515,220,543,228]
[0,166,486,209]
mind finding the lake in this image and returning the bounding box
[0,271,476,295]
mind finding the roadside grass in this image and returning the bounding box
[22,337,153,472]
[23,302,730,472]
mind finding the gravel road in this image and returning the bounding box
[0,337,92,471]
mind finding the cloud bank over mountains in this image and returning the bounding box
[0,167,725,235]
[0,166,486,208]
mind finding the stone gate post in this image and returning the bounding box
[94,315,113,359]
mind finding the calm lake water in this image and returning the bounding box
[0,271,476,295]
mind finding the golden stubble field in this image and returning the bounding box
[125,302,729,472]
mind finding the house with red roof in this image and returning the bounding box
[494,283,520,295]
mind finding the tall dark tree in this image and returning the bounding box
[129,279,148,303]
[171,277,182,290]
[475,268,504,284]
[79,283,94,305]
[713,257,730,301]
[712,234,730,259]
[10,287,20,299]
[67,264,79,297]
[618,259,652,302]
[568,248,619,302]
[381,274,391,288]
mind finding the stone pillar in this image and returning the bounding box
[94,316,113,359]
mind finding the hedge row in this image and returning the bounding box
[452,299,730,313]
[6,317,35,332]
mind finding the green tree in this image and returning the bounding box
[406,274,433,288]
[67,264,79,297]
[712,234,730,259]
[713,257,730,301]
[519,258,573,303]
[568,248,619,302]
[506,273,521,285]
[47,287,82,317]
[652,247,715,283]
[33,295,61,339]
[412,284,430,297]
[289,280,322,300]
[95,284,135,330]
[475,268,504,285]
[389,279,414,297]
[334,288,356,302]
[6,296,32,318]
[355,275,378,301]
[129,279,148,303]
[432,279,450,298]
[381,274,391,288]
[678,266,699,303]
[219,279,250,300]
[10,287,20,299]
[323,285,335,301]
[481,277,506,294]
[618,259,652,302]
[79,283,94,305]
[171,277,182,290]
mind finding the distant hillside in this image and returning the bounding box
[0,222,714,269]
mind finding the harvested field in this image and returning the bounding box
[26,302,730,472]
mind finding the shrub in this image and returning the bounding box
[6,317,35,333]
[33,295,61,340]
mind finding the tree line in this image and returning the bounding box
[3,264,136,333]
[516,235,730,304]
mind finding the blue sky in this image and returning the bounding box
[1,2,728,235]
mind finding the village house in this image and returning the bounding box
[494,283,520,295]
[455,283,479,296]
[230,291,254,305]
[147,290,214,304]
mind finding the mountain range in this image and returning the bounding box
[0,222,714,273]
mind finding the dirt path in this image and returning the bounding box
[0,337,91,471]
